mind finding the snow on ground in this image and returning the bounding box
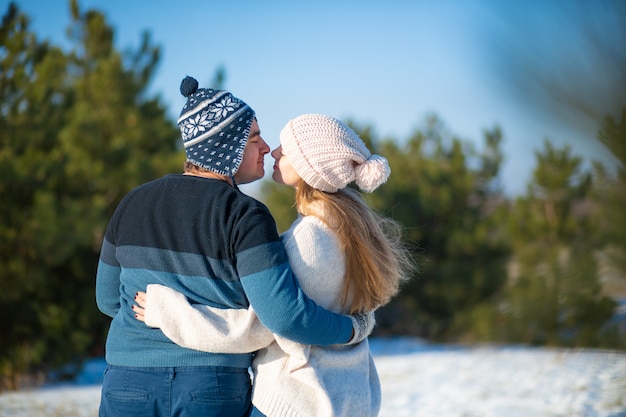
[370,339,626,417]
[1,338,625,417]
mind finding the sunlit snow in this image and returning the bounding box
[1,338,625,417]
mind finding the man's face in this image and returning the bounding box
[234,119,270,185]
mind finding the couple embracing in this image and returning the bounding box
[96,76,413,417]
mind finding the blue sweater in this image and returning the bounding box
[96,174,353,368]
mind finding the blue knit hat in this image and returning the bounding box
[177,76,255,176]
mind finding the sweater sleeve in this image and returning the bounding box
[143,284,275,353]
[234,207,355,346]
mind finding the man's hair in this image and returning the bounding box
[183,161,212,174]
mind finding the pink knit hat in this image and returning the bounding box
[279,114,391,193]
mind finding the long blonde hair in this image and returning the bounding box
[295,180,413,314]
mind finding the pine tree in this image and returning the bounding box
[491,141,615,346]
[0,1,182,389]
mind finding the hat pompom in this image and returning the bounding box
[355,154,391,192]
[180,76,199,97]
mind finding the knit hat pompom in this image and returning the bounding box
[280,114,391,193]
[180,76,199,97]
[355,154,391,192]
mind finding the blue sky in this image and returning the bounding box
[13,0,621,196]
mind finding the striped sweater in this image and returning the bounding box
[95,174,353,368]
[143,212,381,417]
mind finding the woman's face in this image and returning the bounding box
[270,146,301,187]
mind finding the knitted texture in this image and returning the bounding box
[348,311,376,344]
[177,76,255,176]
[141,214,381,417]
[280,114,391,193]
[96,175,354,368]
[144,284,274,353]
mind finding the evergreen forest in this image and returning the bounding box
[1,1,624,390]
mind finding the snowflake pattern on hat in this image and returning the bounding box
[181,110,216,140]
[180,95,242,141]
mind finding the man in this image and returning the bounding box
[96,76,372,417]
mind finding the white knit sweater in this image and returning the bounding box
[144,213,381,417]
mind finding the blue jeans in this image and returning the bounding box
[99,364,251,417]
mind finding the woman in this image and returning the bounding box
[133,114,413,417]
